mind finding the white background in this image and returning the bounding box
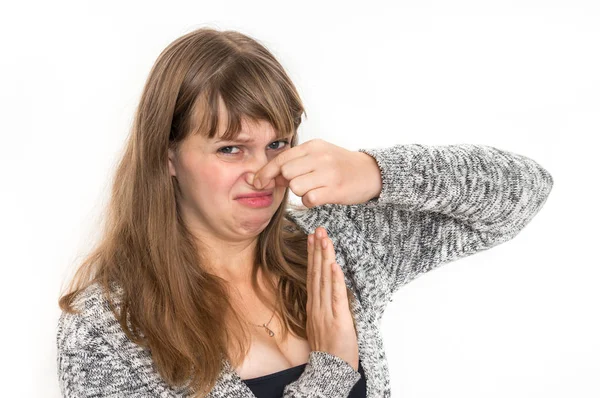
[1,1,598,397]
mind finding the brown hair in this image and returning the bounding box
[58,27,357,396]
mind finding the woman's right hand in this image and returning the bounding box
[306,226,359,372]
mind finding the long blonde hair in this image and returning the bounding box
[58,27,356,396]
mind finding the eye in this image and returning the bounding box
[218,140,289,156]
[268,140,290,150]
[217,146,241,155]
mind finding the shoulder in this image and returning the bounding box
[57,282,125,352]
[56,283,185,396]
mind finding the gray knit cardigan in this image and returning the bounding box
[56,144,553,397]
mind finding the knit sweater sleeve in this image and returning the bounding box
[287,144,553,318]
[281,351,362,397]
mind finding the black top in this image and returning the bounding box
[242,358,366,397]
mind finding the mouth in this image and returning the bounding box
[235,192,274,208]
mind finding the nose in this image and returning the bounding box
[245,152,273,188]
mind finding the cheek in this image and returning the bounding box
[203,168,237,193]
[183,161,242,198]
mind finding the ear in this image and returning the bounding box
[168,148,177,177]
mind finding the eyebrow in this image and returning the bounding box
[214,136,255,144]
[214,134,293,144]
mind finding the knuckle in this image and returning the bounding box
[307,138,323,148]
[323,238,332,254]
[288,179,300,193]
[302,196,312,208]
[305,191,317,206]
[320,278,328,290]
[280,164,292,180]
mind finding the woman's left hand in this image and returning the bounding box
[250,138,383,208]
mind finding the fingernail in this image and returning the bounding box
[308,235,313,246]
[316,229,322,238]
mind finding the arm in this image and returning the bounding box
[288,144,553,318]
[356,143,554,230]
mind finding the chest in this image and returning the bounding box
[235,322,312,380]
[228,286,311,380]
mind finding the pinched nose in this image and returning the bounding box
[246,173,256,186]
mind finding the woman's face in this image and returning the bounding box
[168,115,294,244]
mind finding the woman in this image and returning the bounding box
[56,27,554,397]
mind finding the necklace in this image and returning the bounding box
[247,308,276,337]
[233,270,278,337]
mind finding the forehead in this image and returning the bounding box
[184,94,293,148]
[212,119,281,143]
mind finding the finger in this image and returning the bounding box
[287,169,328,199]
[331,261,348,319]
[319,229,334,320]
[312,229,322,311]
[272,155,316,191]
[304,185,336,208]
[306,233,314,310]
[253,145,308,189]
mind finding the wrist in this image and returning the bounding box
[358,152,383,201]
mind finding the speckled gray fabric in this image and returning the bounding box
[57,143,553,397]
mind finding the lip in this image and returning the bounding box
[236,193,274,209]
[235,191,274,199]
